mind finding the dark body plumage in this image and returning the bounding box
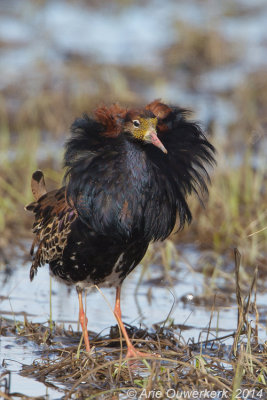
[27,101,215,290]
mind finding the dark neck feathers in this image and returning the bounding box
[63,107,215,242]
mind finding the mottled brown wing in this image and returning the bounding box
[25,187,77,281]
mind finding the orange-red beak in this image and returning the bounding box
[144,130,167,154]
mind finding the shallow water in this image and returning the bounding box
[1,243,266,398]
[1,0,267,68]
[1,0,267,135]
[0,245,236,336]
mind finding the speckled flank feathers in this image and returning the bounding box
[26,187,76,281]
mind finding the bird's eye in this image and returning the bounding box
[133,120,140,127]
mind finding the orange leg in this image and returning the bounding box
[114,286,155,358]
[77,287,90,353]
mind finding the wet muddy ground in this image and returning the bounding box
[1,244,266,398]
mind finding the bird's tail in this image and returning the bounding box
[24,170,47,211]
[25,170,47,279]
[30,170,47,201]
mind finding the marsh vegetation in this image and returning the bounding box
[0,0,266,398]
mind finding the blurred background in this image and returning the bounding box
[0,0,267,396]
[1,0,266,263]
[1,0,267,308]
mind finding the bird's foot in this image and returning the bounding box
[126,345,160,359]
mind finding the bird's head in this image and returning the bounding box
[123,112,167,154]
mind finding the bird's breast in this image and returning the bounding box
[72,144,177,242]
